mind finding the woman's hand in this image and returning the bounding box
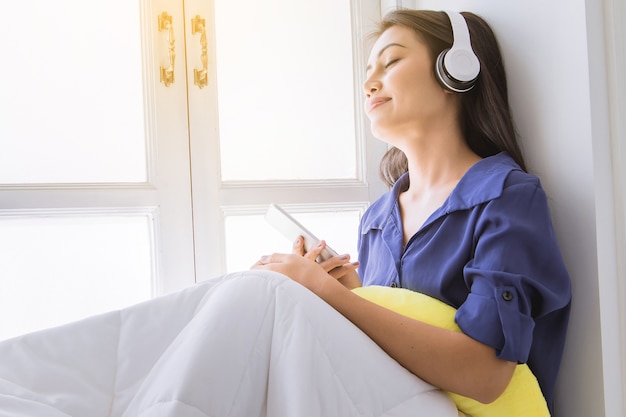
[251,252,338,296]
[292,236,361,288]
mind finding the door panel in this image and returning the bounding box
[0,0,195,340]
[0,212,154,340]
[0,0,147,184]
[214,0,357,182]
[187,0,386,279]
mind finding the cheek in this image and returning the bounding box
[404,77,448,114]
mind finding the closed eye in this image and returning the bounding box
[384,58,399,69]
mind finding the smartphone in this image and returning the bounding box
[265,203,339,262]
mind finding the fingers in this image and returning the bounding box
[292,236,305,256]
[251,252,311,269]
[254,243,358,278]
[318,251,352,271]
[292,236,324,261]
[251,252,289,268]
[327,261,360,279]
[303,240,326,262]
[318,252,360,279]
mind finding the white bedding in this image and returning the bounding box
[0,271,458,417]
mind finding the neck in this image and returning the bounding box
[398,132,481,199]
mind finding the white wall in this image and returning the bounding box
[390,0,625,416]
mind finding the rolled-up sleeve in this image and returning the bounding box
[455,177,571,363]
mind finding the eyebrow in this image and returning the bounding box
[365,43,407,72]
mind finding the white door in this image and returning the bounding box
[185,0,387,279]
[0,0,195,339]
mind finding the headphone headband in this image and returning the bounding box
[435,10,481,93]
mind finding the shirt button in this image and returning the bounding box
[391,282,398,288]
[502,290,514,301]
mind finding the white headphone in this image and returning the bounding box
[435,11,481,93]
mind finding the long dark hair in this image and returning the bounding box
[374,10,526,187]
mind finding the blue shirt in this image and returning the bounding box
[357,152,571,412]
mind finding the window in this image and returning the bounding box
[190,0,387,280]
[0,0,385,340]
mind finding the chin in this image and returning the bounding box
[370,124,396,146]
[369,122,388,141]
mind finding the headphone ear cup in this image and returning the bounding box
[435,48,477,93]
[436,11,481,93]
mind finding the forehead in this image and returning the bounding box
[370,25,420,58]
[368,25,421,60]
[366,25,428,73]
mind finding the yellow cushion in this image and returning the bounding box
[352,285,550,417]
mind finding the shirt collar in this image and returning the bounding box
[361,152,523,231]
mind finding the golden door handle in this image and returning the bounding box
[191,15,208,89]
[159,12,175,87]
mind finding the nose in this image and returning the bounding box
[363,76,381,98]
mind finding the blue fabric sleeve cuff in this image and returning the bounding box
[455,285,535,363]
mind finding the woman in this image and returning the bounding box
[0,9,569,417]
[253,9,571,415]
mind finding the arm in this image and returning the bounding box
[252,253,515,403]
[336,270,362,290]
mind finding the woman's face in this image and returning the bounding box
[364,25,455,144]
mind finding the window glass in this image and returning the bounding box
[0,214,153,340]
[215,0,357,181]
[0,1,146,184]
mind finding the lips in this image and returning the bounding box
[367,97,391,113]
